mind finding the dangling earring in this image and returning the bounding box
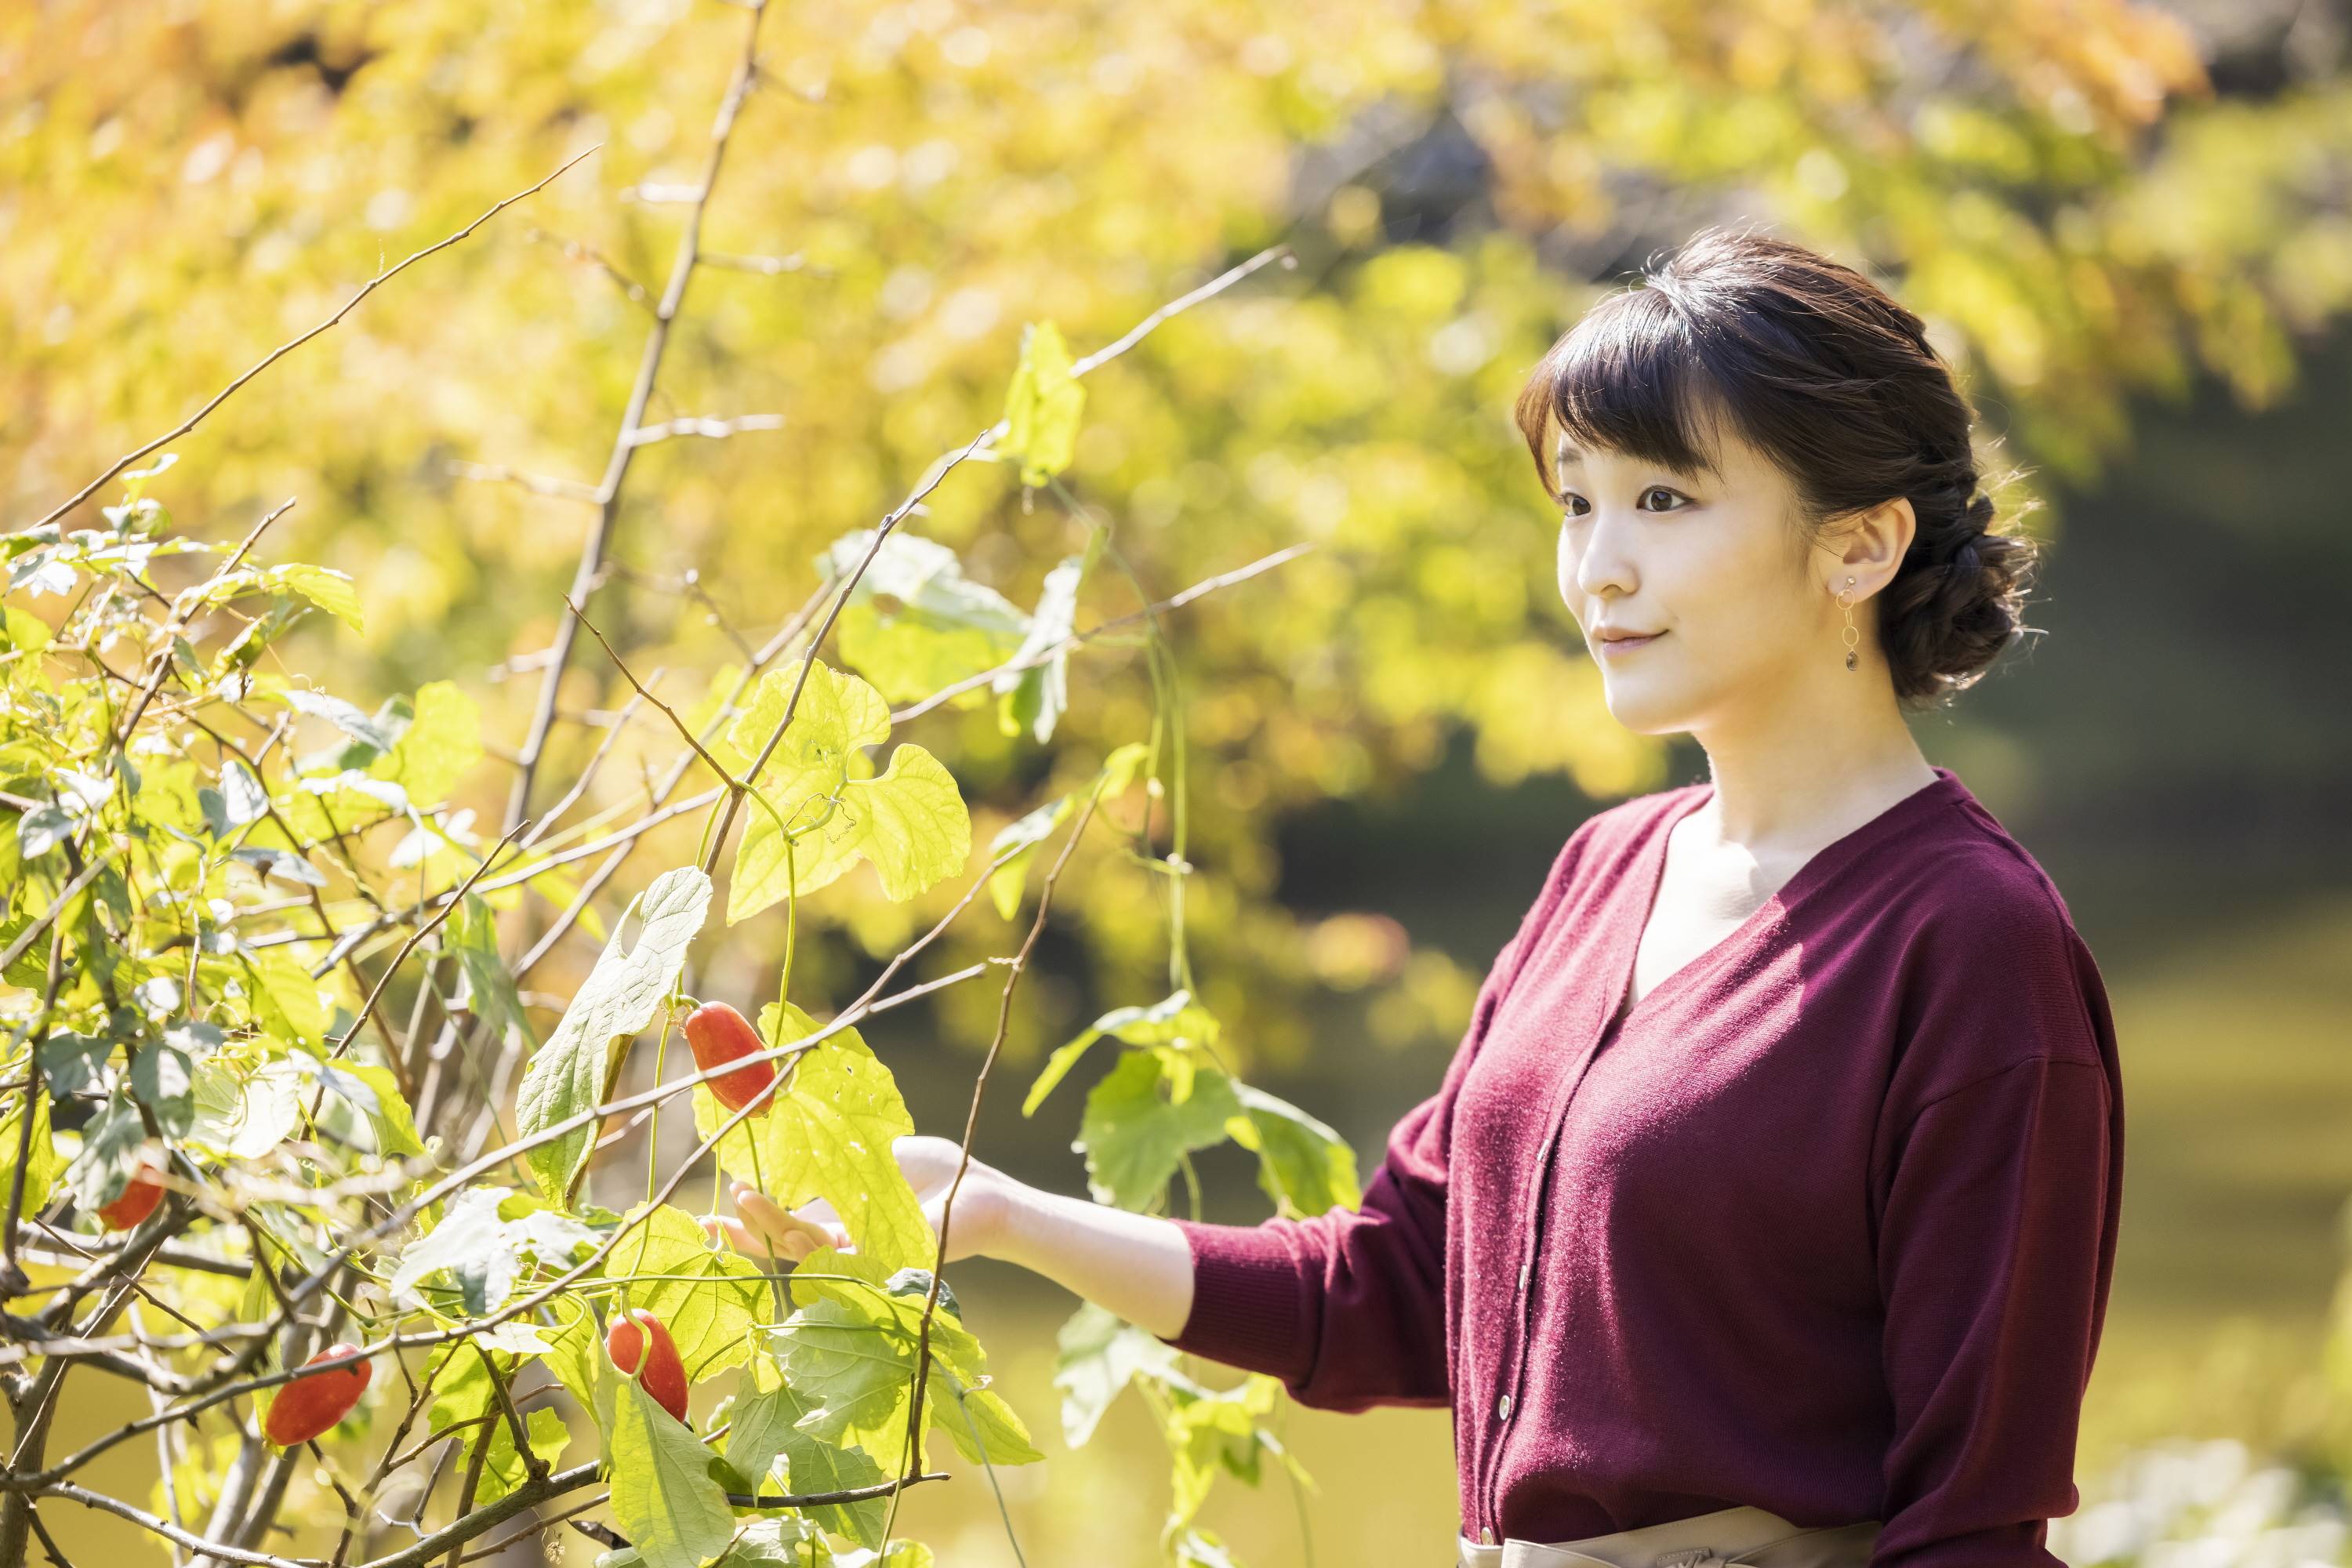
[1837,576,1860,672]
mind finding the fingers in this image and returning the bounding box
[698,1183,850,1264]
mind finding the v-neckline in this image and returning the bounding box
[1600,765,1962,1033]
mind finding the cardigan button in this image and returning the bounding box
[1517,1261,1531,1291]
[1496,1392,1514,1421]
[1480,1526,1497,1545]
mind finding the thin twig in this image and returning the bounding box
[34,147,601,533]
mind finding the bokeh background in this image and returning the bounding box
[5,0,2351,1563]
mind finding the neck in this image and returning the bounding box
[1686,659,1937,851]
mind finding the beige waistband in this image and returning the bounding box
[1456,1504,1884,1568]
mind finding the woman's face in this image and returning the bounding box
[1552,412,1832,738]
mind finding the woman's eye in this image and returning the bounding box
[1559,491,1684,520]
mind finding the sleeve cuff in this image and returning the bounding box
[1157,1217,1314,1381]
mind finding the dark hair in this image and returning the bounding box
[1513,225,2038,709]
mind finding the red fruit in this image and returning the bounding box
[684,1001,778,1116]
[264,1343,373,1446]
[96,1164,165,1230]
[605,1308,690,1423]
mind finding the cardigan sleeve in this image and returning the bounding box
[1154,919,1530,1410]
[1870,1051,2118,1568]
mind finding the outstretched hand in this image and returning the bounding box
[699,1133,1018,1267]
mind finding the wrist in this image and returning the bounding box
[985,1175,1062,1269]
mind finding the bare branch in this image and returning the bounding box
[34,147,601,533]
[620,414,785,448]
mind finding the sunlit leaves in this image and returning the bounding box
[448,891,537,1047]
[606,1370,735,1568]
[727,1379,890,1550]
[390,1186,598,1315]
[1022,987,1217,1118]
[64,1093,149,1215]
[993,551,1086,744]
[1000,321,1086,488]
[768,1246,1041,1479]
[371,680,484,805]
[515,866,712,1202]
[1226,1081,1362,1217]
[260,564,365,633]
[697,1001,929,1272]
[818,528,1029,705]
[478,1406,569,1503]
[723,660,971,923]
[771,1296,924,1468]
[1053,1300,1189,1447]
[0,1088,62,1217]
[1164,1374,1309,1538]
[1076,1050,1244,1212]
[602,1201,764,1377]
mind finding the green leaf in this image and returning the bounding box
[764,1383,889,1550]
[779,1247,1038,1469]
[541,1295,604,1417]
[263,563,365,633]
[837,601,1015,706]
[1076,1052,1243,1212]
[185,1058,303,1161]
[999,320,1085,488]
[394,1188,564,1315]
[516,867,713,1202]
[991,554,1083,745]
[372,681,482,805]
[771,1298,922,1470]
[477,1406,570,1504]
[700,1002,931,1272]
[723,662,969,923]
[130,1040,197,1137]
[605,1370,735,1568]
[64,1092,149,1215]
[1022,989,1217,1118]
[1052,1300,1188,1447]
[935,1377,1042,1467]
[986,743,1149,922]
[785,1247,986,1383]
[1164,1374,1284,1532]
[985,796,1071,922]
[811,529,1028,643]
[717,1517,831,1566]
[712,1383,797,1494]
[1226,1081,1363,1217]
[2,605,53,653]
[603,1202,763,1377]
[0,1087,62,1218]
[832,1541,934,1568]
[298,1053,423,1158]
[244,949,328,1047]
[815,530,1028,706]
[450,893,536,1048]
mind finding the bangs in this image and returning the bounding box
[1512,287,1728,505]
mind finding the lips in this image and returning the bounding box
[1594,630,1664,655]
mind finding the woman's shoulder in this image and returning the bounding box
[1887,775,2091,961]
[1874,778,2116,1089]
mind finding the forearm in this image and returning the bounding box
[988,1180,1196,1339]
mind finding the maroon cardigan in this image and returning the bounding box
[1160,767,2123,1567]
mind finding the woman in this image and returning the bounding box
[712,227,2126,1568]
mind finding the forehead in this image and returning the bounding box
[1554,436,1722,479]
[1551,394,1762,481]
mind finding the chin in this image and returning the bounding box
[1600,690,1693,736]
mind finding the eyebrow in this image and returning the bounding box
[1554,442,1717,480]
